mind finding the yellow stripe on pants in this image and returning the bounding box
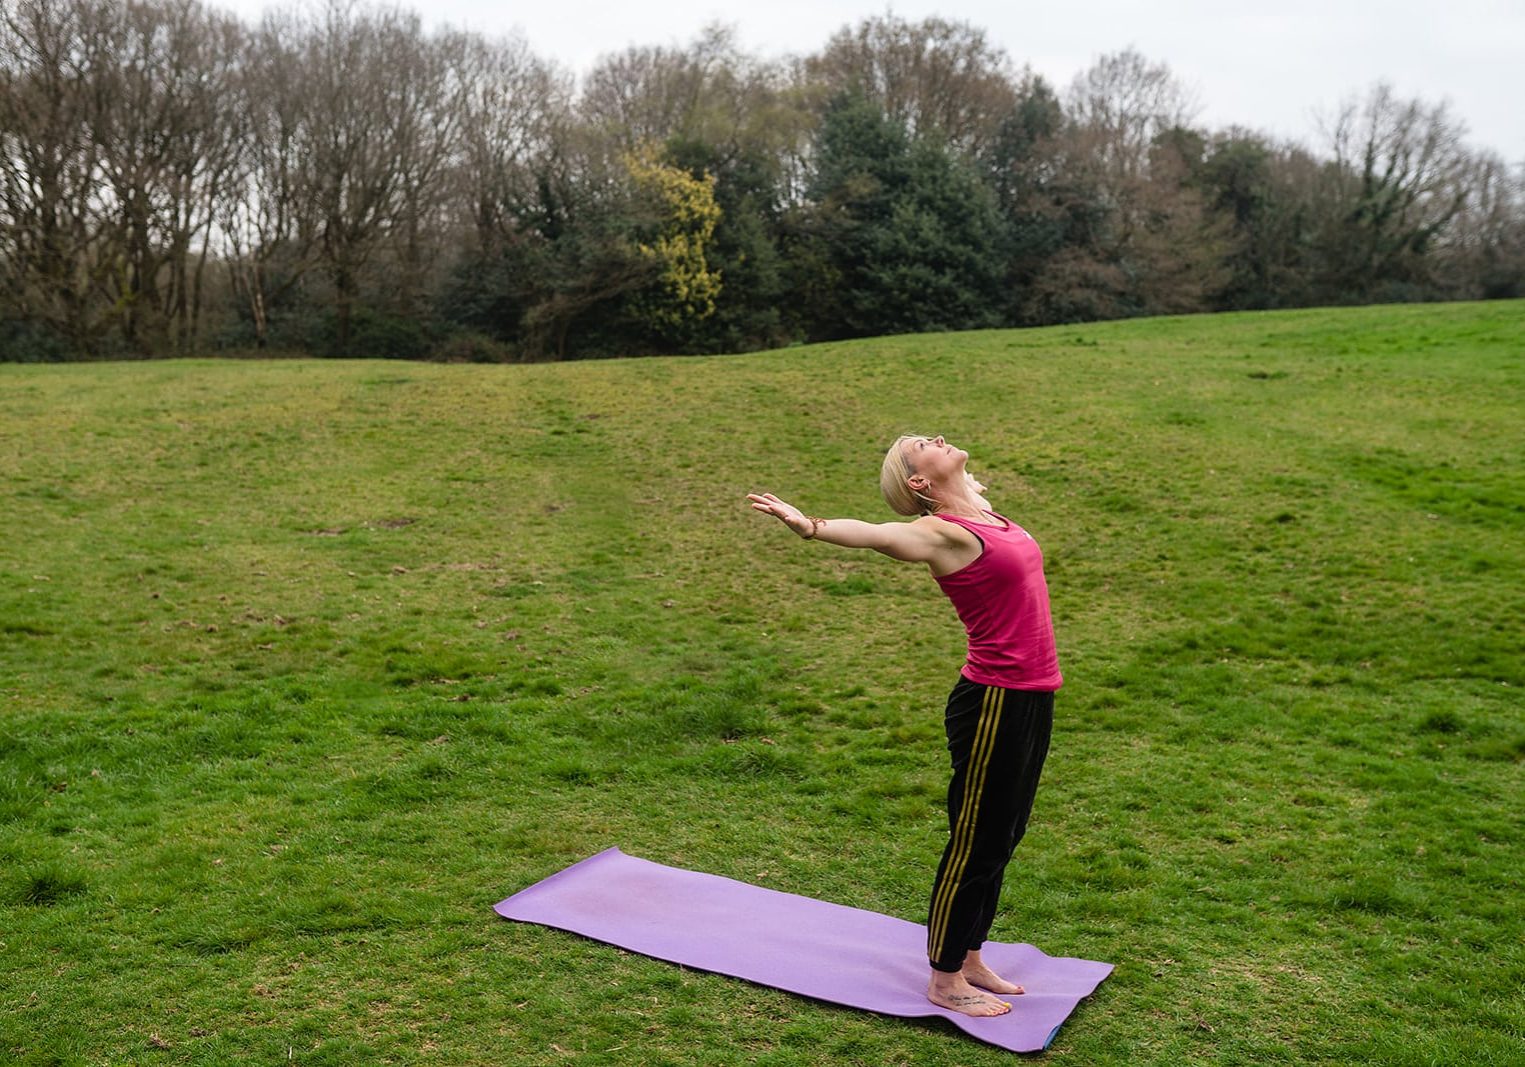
[927,685,1005,965]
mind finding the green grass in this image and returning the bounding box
[2,300,1522,1065]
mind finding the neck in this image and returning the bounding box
[931,486,987,520]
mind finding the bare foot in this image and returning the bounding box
[927,973,1012,1017]
[962,950,1025,995]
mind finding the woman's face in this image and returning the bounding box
[903,434,968,489]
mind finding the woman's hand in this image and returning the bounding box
[747,492,814,539]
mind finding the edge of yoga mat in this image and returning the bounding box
[496,847,1112,1054]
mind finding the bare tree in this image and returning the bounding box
[579,32,716,152]
[0,0,116,356]
[1065,48,1199,184]
[805,14,1018,156]
[254,0,472,354]
[83,0,247,355]
[1432,152,1525,299]
[452,31,570,259]
[1317,83,1473,298]
[1040,50,1225,317]
[579,24,808,174]
[220,10,321,349]
[376,27,479,318]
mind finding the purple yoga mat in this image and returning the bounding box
[495,847,1112,1054]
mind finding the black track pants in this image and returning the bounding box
[926,678,1053,972]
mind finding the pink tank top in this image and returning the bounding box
[933,511,1063,691]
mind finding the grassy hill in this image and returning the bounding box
[2,300,1522,1064]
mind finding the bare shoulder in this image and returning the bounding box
[912,513,975,539]
[910,513,983,574]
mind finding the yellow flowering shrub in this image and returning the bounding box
[624,144,723,328]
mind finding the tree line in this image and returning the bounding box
[3,0,1522,362]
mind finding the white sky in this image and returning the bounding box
[218,0,1525,162]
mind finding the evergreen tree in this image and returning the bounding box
[793,92,1006,341]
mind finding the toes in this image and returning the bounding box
[932,991,1013,1017]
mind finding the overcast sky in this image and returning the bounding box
[218,0,1524,162]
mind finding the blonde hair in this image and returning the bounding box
[881,434,936,515]
[880,434,988,516]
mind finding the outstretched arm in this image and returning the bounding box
[746,492,953,565]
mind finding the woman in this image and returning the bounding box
[747,433,1061,1019]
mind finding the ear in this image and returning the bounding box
[907,474,929,491]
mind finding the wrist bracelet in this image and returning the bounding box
[802,516,825,540]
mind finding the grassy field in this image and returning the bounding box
[2,300,1522,1065]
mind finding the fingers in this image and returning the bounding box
[746,492,792,517]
